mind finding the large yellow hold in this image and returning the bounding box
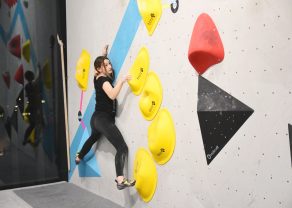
[148,108,176,165]
[128,47,149,95]
[75,50,91,91]
[23,104,30,123]
[22,40,31,63]
[28,128,35,144]
[139,71,162,121]
[134,148,157,202]
[137,0,162,36]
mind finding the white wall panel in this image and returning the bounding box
[67,0,292,207]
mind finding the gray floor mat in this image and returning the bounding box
[14,182,124,208]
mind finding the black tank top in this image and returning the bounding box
[94,76,117,116]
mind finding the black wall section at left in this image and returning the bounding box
[0,0,68,190]
[54,0,68,183]
[288,124,292,167]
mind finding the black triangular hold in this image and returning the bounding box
[198,111,253,164]
[197,76,254,165]
[5,119,12,140]
[10,109,18,132]
[288,124,292,167]
[0,105,12,140]
[16,88,24,114]
[198,76,254,112]
[0,120,10,145]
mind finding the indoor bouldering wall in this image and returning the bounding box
[66,0,292,207]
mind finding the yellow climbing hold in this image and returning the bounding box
[137,0,162,36]
[28,128,35,144]
[75,50,91,91]
[22,40,31,63]
[23,104,30,123]
[134,148,157,202]
[139,71,163,120]
[128,47,149,95]
[148,108,176,165]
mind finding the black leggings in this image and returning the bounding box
[78,111,128,177]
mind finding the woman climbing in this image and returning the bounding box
[75,45,135,190]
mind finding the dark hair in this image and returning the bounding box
[94,56,106,70]
[93,56,114,79]
[24,71,35,82]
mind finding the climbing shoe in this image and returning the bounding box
[75,153,81,165]
[115,178,136,190]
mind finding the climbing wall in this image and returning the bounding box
[66,0,292,207]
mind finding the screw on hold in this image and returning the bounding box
[152,101,155,105]
[137,68,144,80]
[157,148,165,156]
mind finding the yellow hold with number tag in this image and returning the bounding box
[128,47,149,95]
[137,0,162,36]
[75,50,91,91]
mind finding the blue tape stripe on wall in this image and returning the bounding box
[69,0,141,180]
[7,4,20,42]
[17,2,37,70]
[108,0,141,76]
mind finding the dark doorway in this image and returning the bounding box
[0,0,68,189]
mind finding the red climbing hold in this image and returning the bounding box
[4,0,17,8]
[14,64,24,85]
[2,71,11,88]
[8,34,21,59]
[188,13,224,75]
